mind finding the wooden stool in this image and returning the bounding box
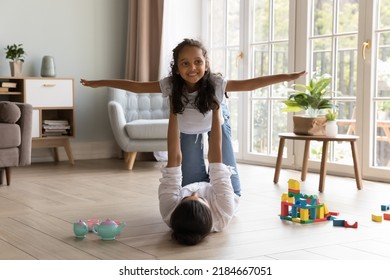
[273,132,362,192]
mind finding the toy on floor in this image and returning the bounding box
[381,204,390,211]
[333,219,358,228]
[91,218,126,240]
[371,205,390,222]
[73,220,89,238]
[73,218,125,240]
[279,179,338,224]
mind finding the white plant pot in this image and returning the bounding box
[9,60,23,77]
[325,121,338,137]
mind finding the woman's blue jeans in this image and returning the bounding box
[180,103,241,196]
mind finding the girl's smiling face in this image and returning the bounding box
[176,46,208,92]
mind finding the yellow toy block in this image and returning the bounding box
[372,214,383,222]
[288,197,294,203]
[292,218,301,223]
[323,203,329,214]
[300,209,309,221]
[281,193,288,201]
[288,179,300,191]
[317,206,325,219]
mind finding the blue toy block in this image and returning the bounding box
[333,219,345,227]
[291,206,298,218]
[309,208,317,220]
[381,204,390,211]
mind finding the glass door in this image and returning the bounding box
[205,0,390,182]
[206,0,294,165]
[296,0,390,180]
[303,0,359,173]
[361,0,390,179]
[206,0,243,158]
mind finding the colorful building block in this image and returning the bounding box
[344,221,358,228]
[372,214,383,222]
[383,213,390,220]
[381,204,390,211]
[333,219,345,227]
[279,179,337,225]
[288,179,300,191]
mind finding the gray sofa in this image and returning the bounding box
[107,88,169,170]
[0,101,33,185]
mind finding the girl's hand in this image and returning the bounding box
[287,70,307,81]
[80,79,99,88]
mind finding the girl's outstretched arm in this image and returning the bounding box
[225,70,307,92]
[80,79,161,93]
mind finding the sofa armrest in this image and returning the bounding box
[108,101,132,151]
[15,102,33,166]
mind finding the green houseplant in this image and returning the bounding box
[283,73,333,116]
[283,73,334,135]
[4,43,26,77]
[325,109,338,121]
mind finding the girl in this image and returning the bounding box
[81,38,306,197]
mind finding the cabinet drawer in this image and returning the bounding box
[25,79,73,107]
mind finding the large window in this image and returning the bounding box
[207,0,292,165]
[206,0,390,181]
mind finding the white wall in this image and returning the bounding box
[0,0,126,161]
[0,0,202,162]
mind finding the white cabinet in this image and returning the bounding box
[25,79,73,107]
[24,78,74,139]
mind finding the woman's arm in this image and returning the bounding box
[80,79,161,93]
[167,98,182,168]
[208,107,222,164]
[225,70,306,92]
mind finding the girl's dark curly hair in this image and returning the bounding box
[169,38,219,115]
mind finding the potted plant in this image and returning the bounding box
[4,43,26,77]
[283,73,334,135]
[325,109,338,137]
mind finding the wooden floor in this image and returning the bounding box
[1,158,390,260]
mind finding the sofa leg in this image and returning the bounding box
[125,152,137,170]
[5,167,11,186]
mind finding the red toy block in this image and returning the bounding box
[328,211,339,216]
[383,213,390,220]
[344,221,358,228]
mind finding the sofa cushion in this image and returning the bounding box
[125,119,168,139]
[0,101,21,124]
[0,123,21,149]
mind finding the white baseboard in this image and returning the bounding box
[31,140,121,163]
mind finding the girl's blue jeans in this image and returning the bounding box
[180,103,241,196]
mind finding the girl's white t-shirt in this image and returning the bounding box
[159,74,227,134]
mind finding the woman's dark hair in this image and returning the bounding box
[169,38,219,115]
[170,199,213,246]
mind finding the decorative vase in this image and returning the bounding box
[325,120,338,137]
[41,56,56,77]
[9,61,23,77]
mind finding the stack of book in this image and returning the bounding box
[0,81,18,93]
[42,120,71,136]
